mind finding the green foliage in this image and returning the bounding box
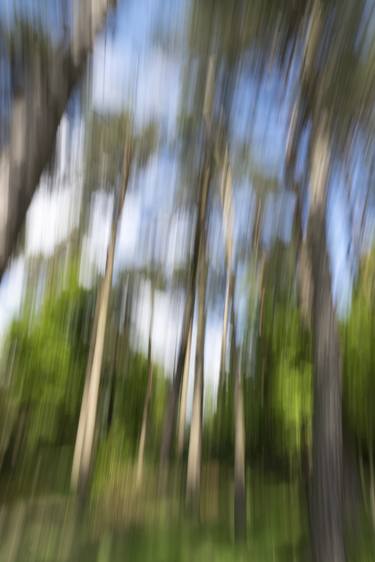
[114,352,168,455]
[84,111,159,199]
[212,266,311,470]
[272,355,311,463]
[212,378,235,461]
[261,297,312,468]
[94,352,168,490]
[5,279,92,450]
[343,249,375,444]
[85,111,134,194]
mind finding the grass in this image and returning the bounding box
[0,458,373,561]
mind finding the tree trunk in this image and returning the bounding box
[307,116,345,562]
[218,145,246,539]
[159,55,214,478]
[106,326,120,435]
[136,288,155,488]
[186,238,207,509]
[159,156,211,478]
[71,282,102,487]
[177,320,193,458]
[232,301,246,541]
[0,0,117,280]
[219,271,234,389]
[71,143,131,497]
[284,0,322,328]
[218,147,235,389]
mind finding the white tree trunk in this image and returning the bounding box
[186,240,207,508]
[71,143,131,495]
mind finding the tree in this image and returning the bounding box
[71,136,132,496]
[344,249,375,525]
[186,236,207,509]
[2,266,92,467]
[231,300,246,541]
[283,2,373,559]
[135,285,155,488]
[71,112,158,496]
[159,57,214,477]
[176,320,193,458]
[0,1,117,279]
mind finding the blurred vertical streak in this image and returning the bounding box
[218,147,235,391]
[158,156,211,485]
[158,56,215,483]
[186,233,207,510]
[308,113,344,562]
[231,291,246,541]
[136,285,155,489]
[177,319,192,458]
[0,0,117,280]
[71,140,132,498]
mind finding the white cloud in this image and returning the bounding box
[25,116,84,258]
[132,281,222,420]
[0,257,25,340]
[92,38,180,130]
[25,183,80,257]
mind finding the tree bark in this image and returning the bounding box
[0,0,117,279]
[135,287,155,488]
[186,238,207,509]
[232,299,246,541]
[307,116,345,562]
[218,271,232,388]
[218,148,235,389]
[106,325,120,435]
[177,320,193,458]
[159,56,214,478]
[218,144,246,539]
[71,142,132,497]
[159,157,211,478]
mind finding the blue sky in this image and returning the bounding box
[1,0,372,404]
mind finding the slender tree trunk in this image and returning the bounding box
[218,145,246,539]
[218,148,235,389]
[71,143,132,496]
[358,442,368,514]
[186,238,207,509]
[232,300,246,541]
[106,326,120,435]
[177,320,193,458]
[307,116,345,562]
[71,284,101,488]
[284,0,322,328]
[159,156,211,478]
[219,271,234,389]
[159,55,214,478]
[0,0,117,280]
[136,288,155,488]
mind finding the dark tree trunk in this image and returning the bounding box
[159,156,211,477]
[177,319,193,459]
[136,288,155,488]
[106,329,119,435]
[307,117,345,562]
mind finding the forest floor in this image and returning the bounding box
[0,454,373,561]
